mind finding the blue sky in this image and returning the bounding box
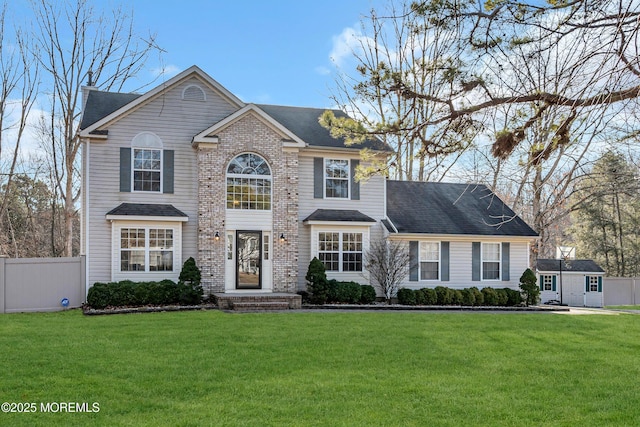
[122,0,385,108]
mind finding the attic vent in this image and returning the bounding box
[182,85,206,102]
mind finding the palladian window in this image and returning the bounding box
[226,153,272,210]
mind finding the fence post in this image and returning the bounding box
[0,256,5,314]
[80,255,87,303]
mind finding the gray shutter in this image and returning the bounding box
[163,150,174,194]
[409,241,419,282]
[441,242,450,282]
[472,242,481,281]
[120,147,131,192]
[350,159,360,200]
[313,157,323,199]
[501,242,510,281]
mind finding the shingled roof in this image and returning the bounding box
[80,90,141,130]
[535,259,605,273]
[385,180,538,237]
[303,209,376,223]
[106,203,188,219]
[258,104,392,152]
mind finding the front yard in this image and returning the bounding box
[0,309,638,426]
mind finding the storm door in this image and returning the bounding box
[236,231,261,289]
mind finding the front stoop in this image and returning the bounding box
[214,293,302,312]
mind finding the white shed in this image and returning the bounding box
[535,259,605,307]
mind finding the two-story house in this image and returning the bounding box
[79,66,537,302]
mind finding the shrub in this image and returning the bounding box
[460,288,475,306]
[414,288,427,305]
[435,286,454,305]
[519,268,539,306]
[326,279,339,303]
[306,257,329,304]
[421,288,438,305]
[482,287,498,306]
[397,288,417,305]
[451,289,463,305]
[86,279,205,309]
[469,287,484,306]
[178,258,203,305]
[504,288,523,307]
[297,290,310,304]
[87,282,110,309]
[334,281,362,304]
[359,285,377,304]
[495,288,509,306]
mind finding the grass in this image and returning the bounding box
[1,309,639,426]
[606,305,640,310]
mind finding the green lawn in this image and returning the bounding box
[606,305,640,310]
[1,309,639,426]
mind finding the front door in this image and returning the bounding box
[236,231,261,289]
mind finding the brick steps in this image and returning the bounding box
[231,301,291,312]
[215,293,301,311]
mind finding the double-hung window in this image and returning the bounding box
[318,232,363,272]
[120,227,174,272]
[133,148,162,192]
[325,159,349,198]
[420,242,440,280]
[482,242,501,280]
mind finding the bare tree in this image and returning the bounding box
[324,1,476,182]
[31,0,159,256]
[0,3,39,256]
[324,0,640,161]
[364,237,410,303]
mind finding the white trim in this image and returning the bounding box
[80,65,244,137]
[131,147,163,193]
[323,158,350,200]
[303,220,375,227]
[192,104,306,147]
[481,242,501,281]
[111,220,183,282]
[419,241,441,281]
[84,139,90,296]
[386,233,536,243]
[107,215,188,222]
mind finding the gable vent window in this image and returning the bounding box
[182,85,206,102]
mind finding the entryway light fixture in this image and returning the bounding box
[214,231,220,241]
[280,233,286,242]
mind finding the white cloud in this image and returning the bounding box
[329,26,367,69]
[150,64,182,78]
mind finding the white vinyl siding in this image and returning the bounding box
[398,240,530,291]
[85,76,237,284]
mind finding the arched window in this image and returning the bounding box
[226,153,271,210]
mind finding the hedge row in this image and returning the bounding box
[87,279,203,309]
[300,280,377,305]
[396,286,523,307]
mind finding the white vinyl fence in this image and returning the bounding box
[603,277,640,306]
[0,256,85,313]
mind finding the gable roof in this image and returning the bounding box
[79,65,244,135]
[385,180,538,237]
[257,104,392,152]
[536,259,605,273]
